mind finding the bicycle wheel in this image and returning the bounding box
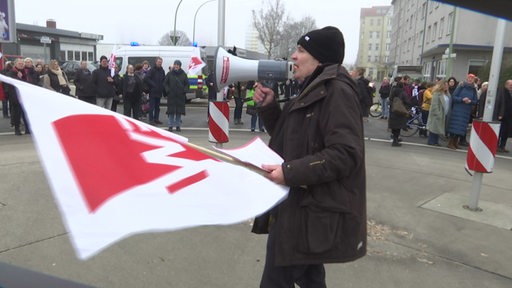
[401,118,420,137]
[369,103,382,117]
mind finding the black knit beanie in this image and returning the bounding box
[297,26,345,64]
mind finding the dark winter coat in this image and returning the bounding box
[91,66,116,99]
[355,76,372,117]
[388,83,410,129]
[122,74,143,102]
[144,65,166,98]
[254,64,367,266]
[74,68,94,98]
[164,68,189,115]
[379,83,391,99]
[24,67,40,86]
[447,82,478,136]
[45,69,71,95]
[496,87,512,137]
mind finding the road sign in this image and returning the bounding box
[40,36,51,44]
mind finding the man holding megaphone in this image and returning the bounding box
[252,26,367,287]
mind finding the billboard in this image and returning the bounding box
[0,0,15,42]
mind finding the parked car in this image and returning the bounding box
[60,61,97,82]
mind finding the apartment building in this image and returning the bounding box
[389,0,512,81]
[356,5,393,81]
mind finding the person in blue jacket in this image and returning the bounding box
[446,74,478,149]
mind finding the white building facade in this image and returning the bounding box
[389,0,512,81]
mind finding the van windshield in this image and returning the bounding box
[115,57,123,72]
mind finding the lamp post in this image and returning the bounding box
[193,0,216,44]
[172,0,184,45]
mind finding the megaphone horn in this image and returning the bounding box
[213,47,293,92]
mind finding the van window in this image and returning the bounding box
[115,57,123,71]
[129,57,156,67]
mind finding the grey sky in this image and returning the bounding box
[14,0,391,64]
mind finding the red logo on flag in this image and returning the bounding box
[188,56,204,71]
[52,115,216,213]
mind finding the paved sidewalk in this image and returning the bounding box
[0,130,511,287]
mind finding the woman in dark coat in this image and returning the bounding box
[446,74,478,149]
[163,60,189,132]
[122,64,143,120]
[252,27,366,287]
[388,77,410,146]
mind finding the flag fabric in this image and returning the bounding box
[109,47,117,77]
[187,47,206,75]
[0,75,288,260]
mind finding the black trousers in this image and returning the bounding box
[260,224,326,288]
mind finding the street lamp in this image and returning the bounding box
[173,0,184,45]
[193,0,216,44]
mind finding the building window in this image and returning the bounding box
[447,12,453,35]
[439,17,445,38]
[468,59,487,75]
[368,43,372,51]
[426,26,431,43]
[88,52,94,61]
[432,22,437,42]
[437,59,447,78]
[376,31,380,39]
[74,51,81,61]
[419,30,424,47]
[386,43,390,51]
[81,51,87,61]
[377,19,381,26]
[368,55,371,62]
[421,2,427,19]
[60,51,65,61]
[67,51,73,61]
[370,19,374,26]
[376,43,379,51]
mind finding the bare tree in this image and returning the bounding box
[276,16,317,59]
[158,30,192,46]
[252,0,285,59]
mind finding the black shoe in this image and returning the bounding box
[176,127,181,132]
[155,120,163,125]
[15,128,22,136]
[391,141,402,147]
[167,127,173,132]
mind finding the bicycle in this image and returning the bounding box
[401,106,427,137]
[369,102,383,118]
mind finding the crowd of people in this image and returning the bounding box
[373,73,512,153]
[0,55,193,135]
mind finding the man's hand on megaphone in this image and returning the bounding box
[254,83,275,106]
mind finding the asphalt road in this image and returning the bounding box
[1,101,511,287]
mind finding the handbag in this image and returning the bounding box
[392,97,409,116]
[246,105,257,116]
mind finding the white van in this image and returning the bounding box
[113,46,207,101]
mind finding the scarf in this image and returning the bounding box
[50,67,67,86]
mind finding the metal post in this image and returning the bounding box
[193,0,215,44]
[173,0,184,46]
[465,19,507,212]
[214,0,226,148]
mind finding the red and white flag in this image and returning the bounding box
[0,75,287,260]
[187,47,206,75]
[109,47,117,77]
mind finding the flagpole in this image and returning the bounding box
[183,141,269,176]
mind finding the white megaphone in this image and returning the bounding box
[213,47,294,92]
